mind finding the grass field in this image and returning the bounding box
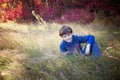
[0,22,120,80]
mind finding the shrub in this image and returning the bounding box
[60,9,95,24]
[0,0,23,22]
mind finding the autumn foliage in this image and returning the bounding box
[0,0,120,24]
[0,0,23,22]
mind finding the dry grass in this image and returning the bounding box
[0,21,119,80]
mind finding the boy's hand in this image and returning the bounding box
[85,44,91,55]
[61,52,71,56]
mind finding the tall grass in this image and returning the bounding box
[0,22,119,80]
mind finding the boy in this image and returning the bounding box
[59,25,102,57]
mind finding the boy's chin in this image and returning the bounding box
[64,39,72,42]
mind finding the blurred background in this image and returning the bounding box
[0,0,120,80]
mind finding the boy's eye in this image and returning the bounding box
[62,34,71,38]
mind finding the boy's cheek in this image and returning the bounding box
[62,35,67,38]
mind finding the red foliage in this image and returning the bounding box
[0,0,23,22]
[59,9,95,24]
[15,2,23,18]
[0,0,9,3]
[0,0,119,24]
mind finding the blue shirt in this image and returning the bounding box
[60,35,95,54]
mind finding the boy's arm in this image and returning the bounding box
[60,43,73,55]
[85,44,91,55]
[60,43,68,55]
[78,35,95,55]
[78,35,95,44]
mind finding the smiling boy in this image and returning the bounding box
[59,25,102,57]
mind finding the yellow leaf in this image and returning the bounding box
[1,3,7,9]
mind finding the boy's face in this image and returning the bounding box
[62,33,72,42]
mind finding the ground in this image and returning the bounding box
[0,22,120,80]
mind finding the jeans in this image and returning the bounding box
[81,41,102,58]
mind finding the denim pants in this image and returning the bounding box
[81,41,102,58]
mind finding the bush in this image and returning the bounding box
[60,9,95,24]
[0,0,23,22]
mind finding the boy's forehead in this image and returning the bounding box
[63,33,70,35]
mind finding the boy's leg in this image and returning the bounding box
[81,41,102,57]
[90,41,102,58]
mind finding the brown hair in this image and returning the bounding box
[59,26,73,37]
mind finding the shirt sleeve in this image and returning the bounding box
[60,42,67,53]
[78,35,95,44]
